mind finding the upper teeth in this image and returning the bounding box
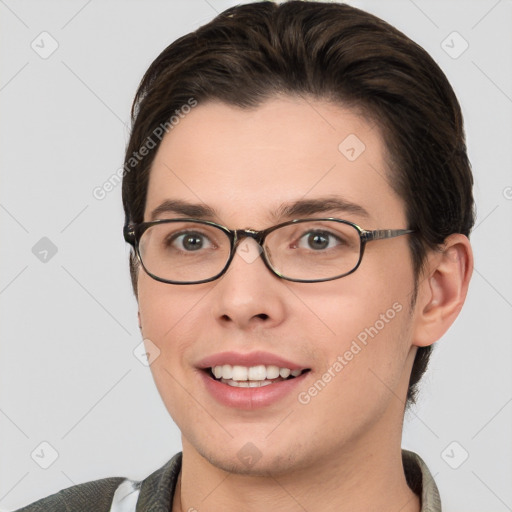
[212,365,302,381]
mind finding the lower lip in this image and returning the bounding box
[199,370,309,410]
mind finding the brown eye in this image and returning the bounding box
[168,231,212,251]
[180,233,204,251]
[306,232,329,250]
[297,230,342,250]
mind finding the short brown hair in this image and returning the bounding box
[122,1,475,406]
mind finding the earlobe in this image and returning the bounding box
[412,234,473,348]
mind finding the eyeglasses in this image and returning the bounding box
[123,218,414,285]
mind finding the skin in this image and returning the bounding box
[136,96,473,512]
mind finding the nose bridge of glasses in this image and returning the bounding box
[230,229,267,267]
[233,228,265,247]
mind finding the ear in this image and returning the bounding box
[412,234,473,347]
[138,310,142,331]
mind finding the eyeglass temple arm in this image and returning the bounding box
[123,225,136,244]
[362,229,414,242]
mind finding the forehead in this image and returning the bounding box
[145,96,406,227]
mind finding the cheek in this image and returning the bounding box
[139,272,194,330]
[137,276,207,425]
[137,275,206,366]
[302,258,415,382]
[292,288,412,435]
[311,287,410,366]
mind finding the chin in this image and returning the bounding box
[190,436,314,477]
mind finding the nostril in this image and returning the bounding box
[219,313,270,324]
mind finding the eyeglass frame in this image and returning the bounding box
[123,217,415,285]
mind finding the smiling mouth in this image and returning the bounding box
[205,364,311,388]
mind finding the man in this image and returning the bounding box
[16,1,474,510]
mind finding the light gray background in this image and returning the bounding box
[1,0,511,510]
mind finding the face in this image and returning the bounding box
[137,96,419,475]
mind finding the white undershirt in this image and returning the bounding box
[109,479,140,512]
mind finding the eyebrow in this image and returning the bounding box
[272,197,370,221]
[149,196,370,223]
[149,199,217,221]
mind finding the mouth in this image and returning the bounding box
[203,364,311,388]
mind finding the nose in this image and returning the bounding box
[210,238,287,331]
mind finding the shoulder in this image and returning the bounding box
[14,453,183,512]
[14,476,125,512]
